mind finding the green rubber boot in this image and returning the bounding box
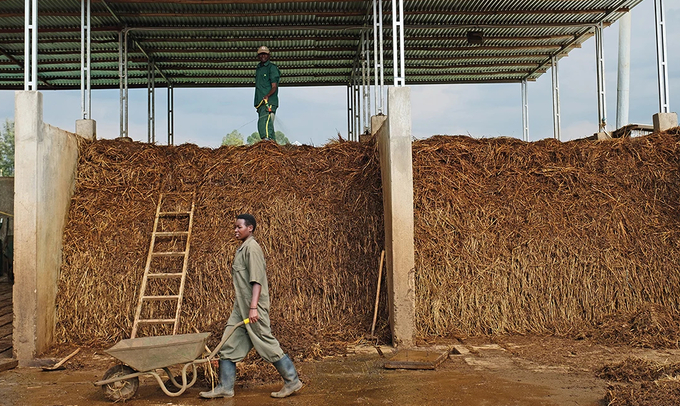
[270,355,303,398]
[199,359,235,399]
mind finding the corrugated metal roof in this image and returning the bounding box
[0,0,643,89]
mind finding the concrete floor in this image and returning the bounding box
[0,342,610,406]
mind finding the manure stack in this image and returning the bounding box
[57,129,680,355]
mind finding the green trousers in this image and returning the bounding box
[257,105,277,140]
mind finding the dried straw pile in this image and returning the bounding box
[598,358,680,406]
[56,140,385,356]
[58,129,680,354]
[413,129,680,338]
[588,303,680,348]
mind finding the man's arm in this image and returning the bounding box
[249,282,262,323]
[263,82,278,103]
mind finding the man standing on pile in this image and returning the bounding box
[254,46,280,141]
[199,213,303,399]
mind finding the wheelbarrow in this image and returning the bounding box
[94,319,249,402]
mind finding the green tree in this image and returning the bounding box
[221,130,244,146]
[0,120,14,177]
[246,131,289,145]
[247,132,260,145]
[275,131,290,145]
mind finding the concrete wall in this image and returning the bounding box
[376,87,415,348]
[14,91,82,363]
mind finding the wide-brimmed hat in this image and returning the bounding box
[257,46,270,55]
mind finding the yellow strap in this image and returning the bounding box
[0,211,12,217]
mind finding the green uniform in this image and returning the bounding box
[254,61,280,140]
[218,236,285,363]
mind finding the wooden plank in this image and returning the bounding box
[0,358,17,372]
[0,323,11,339]
[0,312,12,327]
[0,302,12,316]
[147,272,184,279]
[384,349,449,370]
[0,337,11,353]
[151,251,187,257]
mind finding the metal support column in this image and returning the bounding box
[521,79,529,142]
[654,0,670,113]
[80,0,91,119]
[24,0,38,90]
[595,23,607,133]
[119,30,129,138]
[347,85,353,140]
[392,0,405,86]
[124,29,130,138]
[361,30,370,134]
[616,11,631,128]
[373,0,385,115]
[147,60,156,143]
[353,73,360,140]
[551,56,562,140]
[167,85,174,145]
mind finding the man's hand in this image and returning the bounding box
[249,307,259,323]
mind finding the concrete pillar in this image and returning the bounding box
[371,114,387,137]
[653,112,678,132]
[75,119,96,140]
[376,87,415,348]
[14,91,80,364]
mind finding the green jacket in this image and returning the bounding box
[254,61,280,107]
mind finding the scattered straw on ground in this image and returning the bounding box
[599,357,680,406]
[605,381,680,406]
[597,357,680,382]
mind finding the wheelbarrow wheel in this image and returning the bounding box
[101,364,139,402]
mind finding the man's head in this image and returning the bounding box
[234,213,257,241]
[257,46,270,63]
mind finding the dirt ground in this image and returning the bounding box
[3,335,679,406]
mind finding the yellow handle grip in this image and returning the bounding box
[244,318,250,325]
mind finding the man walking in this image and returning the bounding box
[254,46,280,141]
[199,214,303,399]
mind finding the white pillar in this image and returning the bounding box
[376,87,414,347]
[616,12,631,128]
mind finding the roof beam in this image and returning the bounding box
[0,7,629,18]
[0,46,55,88]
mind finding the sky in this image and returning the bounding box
[0,0,678,147]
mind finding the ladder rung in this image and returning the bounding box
[154,231,189,237]
[137,319,176,324]
[142,295,180,301]
[159,211,191,217]
[152,251,187,257]
[148,272,184,278]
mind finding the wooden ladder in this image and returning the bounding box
[131,193,195,339]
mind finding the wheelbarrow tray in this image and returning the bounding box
[104,332,210,372]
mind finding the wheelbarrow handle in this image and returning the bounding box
[207,319,250,360]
